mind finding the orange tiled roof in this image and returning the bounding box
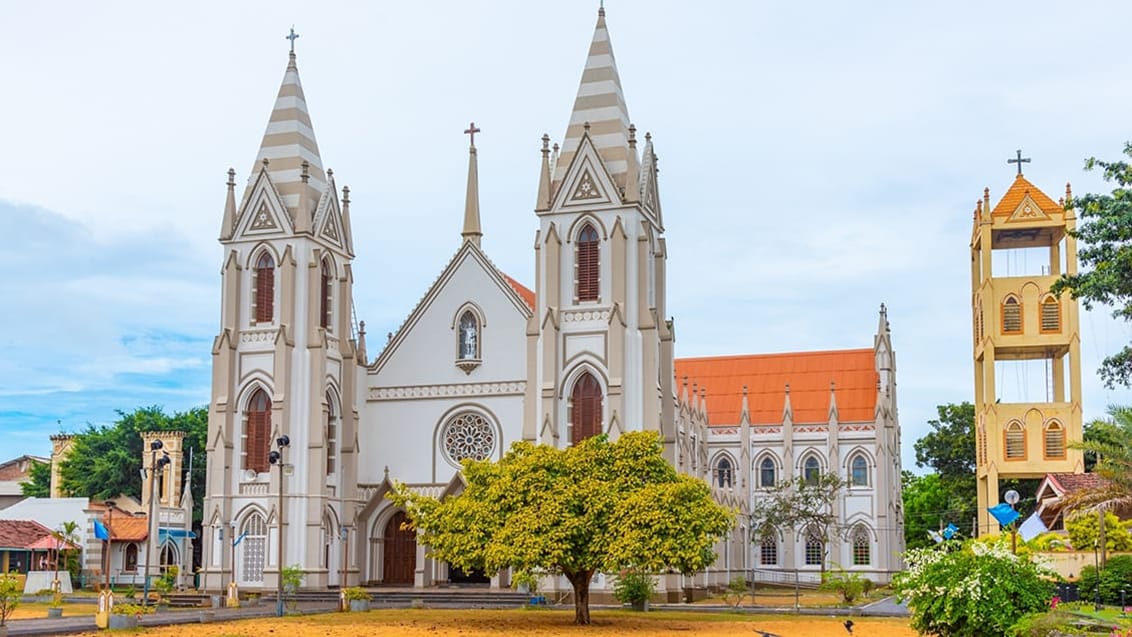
[501,274,535,312]
[0,520,52,550]
[990,174,1062,217]
[106,517,149,542]
[674,349,878,426]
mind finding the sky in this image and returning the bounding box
[1,1,1130,472]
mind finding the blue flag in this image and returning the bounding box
[232,531,248,547]
[94,519,110,541]
[988,503,1020,527]
[942,523,959,540]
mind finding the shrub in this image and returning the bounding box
[821,568,869,604]
[1079,554,1132,605]
[111,602,154,616]
[720,576,749,608]
[341,586,370,602]
[893,538,1058,637]
[0,573,21,627]
[612,569,655,604]
[1066,511,1132,552]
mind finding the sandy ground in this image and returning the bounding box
[8,601,98,619]
[73,608,916,636]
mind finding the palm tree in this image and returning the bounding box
[1064,406,1132,514]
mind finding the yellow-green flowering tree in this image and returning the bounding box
[390,431,734,625]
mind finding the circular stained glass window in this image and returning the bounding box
[442,413,496,465]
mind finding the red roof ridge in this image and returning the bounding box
[500,273,535,312]
[676,347,874,363]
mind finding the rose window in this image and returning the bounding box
[442,413,496,465]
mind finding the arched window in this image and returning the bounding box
[1044,420,1065,459]
[852,527,871,566]
[253,252,275,323]
[244,389,271,474]
[759,457,777,489]
[570,372,603,445]
[320,259,333,330]
[1004,420,1026,460]
[804,527,824,566]
[760,535,778,565]
[241,513,267,583]
[1001,295,1022,334]
[850,454,869,487]
[159,543,178,574]
[715,456,733,488]
[458,311,479,360]
[124,544,139,572]
[1040,296,1061,333]
[802,455,821,485]
[326,394,337,476]
[576,224,599,302]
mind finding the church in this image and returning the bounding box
[199,7,904,595]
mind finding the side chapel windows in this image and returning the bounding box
[715,456,733,488]
[569,372,603,445]
[849,454,869,487]
[575,224,599,302]
[802,455,821,485]
[759,457,777,489]
[244,389,271,474]
[253,252,275,324]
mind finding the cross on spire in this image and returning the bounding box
[464,122,481,148]
[1008,149,1031,176]
[286,26,300,53]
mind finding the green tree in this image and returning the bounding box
[902,472,953,550]
[18,458,51,498]
[907,403,978,544]
[1065,510,1132,552]
[1065,405,1132,514]
[1051,143,1132,389]
[390,432,734,625]
[894,539,1057,637]
[57,405,207,523]
[750,472,845,574]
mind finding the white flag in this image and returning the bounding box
[1017,512,1048,543]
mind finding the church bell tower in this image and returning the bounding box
[201,34,362,591]
[971,154,1084,535]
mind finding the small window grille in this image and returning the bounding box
[760,537,778,565]
[1004,422,1025,460]
[804,529,823,566]
[1041,297,1061,333]
[852,528,871,566]
[1044,421,1065,459]
[1002,297,1022,334]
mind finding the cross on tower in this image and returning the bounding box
[464,122,481,148]
[1008,149,1031,176]
[286,26,300,53]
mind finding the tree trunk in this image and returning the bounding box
[566,570,593,625]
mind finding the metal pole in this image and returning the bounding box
[144,448,156,607]
[276,452,285,617]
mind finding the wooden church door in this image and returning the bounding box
[382,511,416,585]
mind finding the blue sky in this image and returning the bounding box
[1,1,1130,470]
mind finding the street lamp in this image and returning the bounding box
[143,440,170,607]
[1094,539,1102,611]
[1004,489,1020,554]
[268,434,290,617]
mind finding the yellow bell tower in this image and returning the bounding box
[971,154,1085,535]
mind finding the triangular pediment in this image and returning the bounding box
[550,134,622,212]
[639,146,663,229]
[312,188,344,249]
[370,241,533,375]
[1006,194,1052,223]
[232,169,293,240]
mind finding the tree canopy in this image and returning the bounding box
[18,459,51,498]
[1051,142,1132,388]
[390,431,734,625]
[749,472,844,572]
[1065,405,1132,515]
[56,405,208,523]
[907,403,977,545]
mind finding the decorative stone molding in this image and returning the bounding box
[454,358,481,375]
[240,329,276,348]
[367,381,525,401]
[562,308,611,322]
[239,483,268,495]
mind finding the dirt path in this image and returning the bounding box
[74,608,916,636]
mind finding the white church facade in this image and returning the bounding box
[200,8,904,594]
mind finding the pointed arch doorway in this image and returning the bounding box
[382,511,416,585]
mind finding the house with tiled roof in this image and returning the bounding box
[0,455,49,510]
[1033,472,1122,532]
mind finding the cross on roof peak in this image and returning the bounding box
[1008,149,1031,176]
[464,122,481,148]
[286,26,300,53]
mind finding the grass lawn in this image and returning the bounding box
[8,601,99,619]
[72,607,917,636]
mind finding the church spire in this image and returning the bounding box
[247,34,327,222]
[553,6,632,193]
[462,122,482,246]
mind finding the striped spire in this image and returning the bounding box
[553,6,632,193]
[248,48,327,218]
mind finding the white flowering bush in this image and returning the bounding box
[893,538,1058,637]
